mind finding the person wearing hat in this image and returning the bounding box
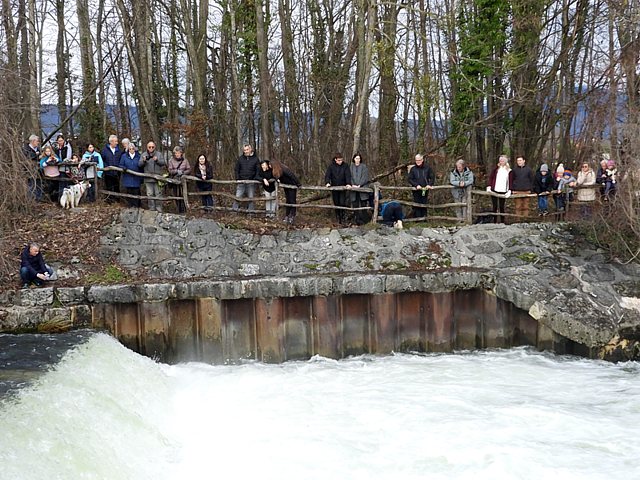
[556,169,576,213]
[258,159,277,217]
[533,163,554,216]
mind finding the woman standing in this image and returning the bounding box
[194,154,214,210]
[576,162,596,218]
[486,155,514,223]
[349,153,370,225]
[271,159,301,224]
[167,146,192,213]
[119,142,142,207]
[39,145,61,202]
[81,144,104,202]
[258,159,277,217]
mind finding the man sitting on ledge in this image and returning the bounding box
[20,243,56,288]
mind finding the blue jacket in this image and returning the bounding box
[82,151,104,178]
[101,144,122,175]
[119,152,142,188]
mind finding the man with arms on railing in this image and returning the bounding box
[408,153,434,219]
[325,152,352,225]
[139,141,166,213]
[233,144,261,212]
[101,134,122,203]
[449,159,474,220]
[511,156,534,219]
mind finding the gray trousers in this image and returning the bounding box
[233,182,256,211]
[144,181,163,212]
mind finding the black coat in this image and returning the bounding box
[408,163,435,188]
[533,170,554,194]
[258,168,276,193]
[325,161,352,186]
[511,165,534,191]
[20,246,47,277]
[235,153,261,180]
[278,166,301,188]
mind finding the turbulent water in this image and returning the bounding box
[0,333,638,480]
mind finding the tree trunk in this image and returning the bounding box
[55,0,67,135]
[76,0,101,144]
[352,0,375,157]
[255,0,272,159]
[377,1,401,169]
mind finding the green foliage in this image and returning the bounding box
[448,0,510,157]
[86,264,128,285]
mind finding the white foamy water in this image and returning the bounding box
[1,333,639,480]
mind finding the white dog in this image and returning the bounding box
[59,181,91,209]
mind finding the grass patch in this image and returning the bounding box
[86,264,129,284]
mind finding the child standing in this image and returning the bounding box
[556,169,576,212]
[604,160,617,200]
[533,163,553,216]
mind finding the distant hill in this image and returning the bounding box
[40,104,140,137]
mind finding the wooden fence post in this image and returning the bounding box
[465,187,473,224]
[274,181,279,217]
[181,176,190,210]
[372,183,380,223]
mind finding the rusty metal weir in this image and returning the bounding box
[92,290,589,364]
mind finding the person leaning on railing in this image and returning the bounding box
[533,163,553,216]
[101,135,122,203]
[511,156,534,218]
[325,152,352,225]
[139,141,166,213]
[81,143,104,202]
[486,155,513,224]
[576,161,596,218]
[271,159,301,225]
[167,146,191,214]
[407,153,435,219]
[449,159,474,220]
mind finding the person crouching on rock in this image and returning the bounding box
[20,243,56,288]
[379,200,404,229]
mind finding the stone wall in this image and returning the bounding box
[2,209,640,361]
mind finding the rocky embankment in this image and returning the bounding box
[2,209,640,361]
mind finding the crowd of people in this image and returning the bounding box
[23,133,616,226]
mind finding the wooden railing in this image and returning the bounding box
[93,166,601,224]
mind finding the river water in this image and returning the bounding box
[0,332,638,479]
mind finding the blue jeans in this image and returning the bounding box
[537,195,548,212]
[233,182,256,211]
[20,265,54,285]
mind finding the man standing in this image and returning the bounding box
[408,153,435,219]
[512,156,534,219]
[101,134,122,202]
[233,144,260,211]
[139,141,166,212]
[449,159,474,220]
[324,152,353,224]
[23,134,41,200]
